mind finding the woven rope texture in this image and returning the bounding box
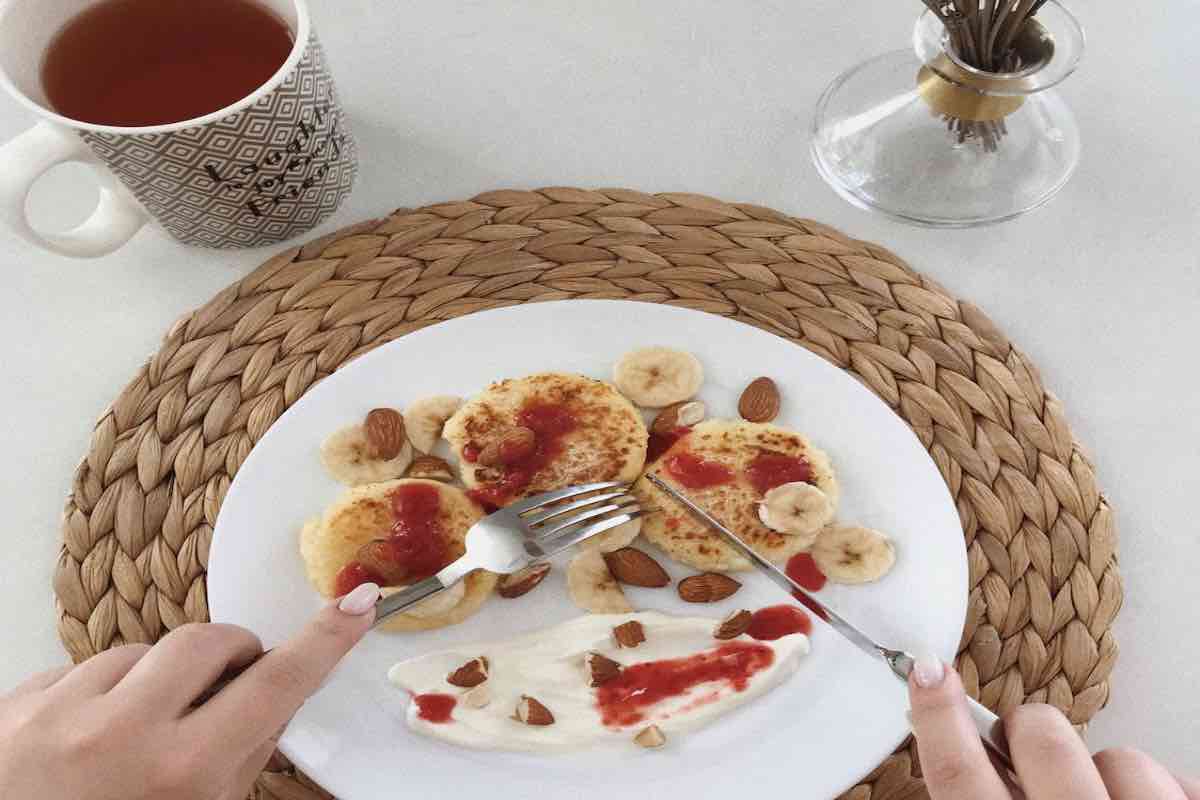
[53,188,1121,800]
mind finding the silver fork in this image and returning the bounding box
[193,482,646,705]
[373,481,648,624]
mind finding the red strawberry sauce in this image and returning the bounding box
[746,604,813,640]
[466,401,577,507]
[332,483,448,595]
[412,693,456,723]
[596,641,775,727]
[745,452,813,495]
[664,451,734,489]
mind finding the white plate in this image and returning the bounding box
[209,300,966,800]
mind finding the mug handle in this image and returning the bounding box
[0,121,148,258]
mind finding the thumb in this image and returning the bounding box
[196,582,379,759]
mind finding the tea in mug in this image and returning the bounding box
[41,0,294,127]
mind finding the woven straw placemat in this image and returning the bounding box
[53,188,1120,800]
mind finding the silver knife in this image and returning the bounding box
[646,473,1014,771]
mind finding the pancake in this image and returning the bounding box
[299,478,497,631]
[444,372,648,504]
[634,419,839,572]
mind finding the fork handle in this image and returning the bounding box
[372,575,446,626]
[191,577,446,707]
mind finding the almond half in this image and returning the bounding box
[365,407,407,459]
[650,400,707,435]
[497,562,551,599]
[406,454,455,482]
[462,683,491,709]
[634,724,667,749]
[446,656,489,688]
[603,548,671,588]
[515,695,555,726]
[613,620,646,648]
[738,377,781,423]
[678,573,742,603]
[585,651,622,686]
[354,539,408,585]
[477,426,536,467]
[713,609,753,639]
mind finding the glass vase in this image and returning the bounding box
[811,1,1085,227]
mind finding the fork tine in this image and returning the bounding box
[522,490,630,527]
[537,508,655,558]
[506,481,627,515]
[532,496,640,539]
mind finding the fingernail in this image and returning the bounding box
[338,582,380,615]
[912,653,945,689]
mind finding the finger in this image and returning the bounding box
[219,738,277,800]
[114,623,262,711]
[907,655,1011,800]
[1177,774,1200,800]
[2,664,74,699]
[192,583,378,759]
[1005,704,1108,800]
[47,644,152,698]
[1093,748,1189,800]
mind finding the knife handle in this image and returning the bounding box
[965,694,1015,771]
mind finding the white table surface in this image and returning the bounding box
[1,0,1197,778]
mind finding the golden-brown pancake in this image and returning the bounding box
[634,419,838,571]
[299,478,497,631]
[444,372,648,504]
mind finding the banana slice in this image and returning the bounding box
[404,395,463,453]
[579,518,642,554]
[757,482,834,541]
[382,580,467,619]
[811,525,896,584]
[567,549,633,614]
[320,425,413,486]
[612,347,704,408]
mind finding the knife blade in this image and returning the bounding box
[645,473,1015,771]
[645,473,912,677]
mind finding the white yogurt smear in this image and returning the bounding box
[387,611,809,752]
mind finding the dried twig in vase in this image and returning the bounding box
[921,0,1050,151]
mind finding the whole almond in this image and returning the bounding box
[585,651,622,686]
[477,426,536,467]
[613,620,646,648]
[365,408,407,459]
[650,400,707,435]
[446,656,489,688]
[738,377,781,423]
[713,609,753,639]
[497,562,551,599]
[678,573,742,603]
[603,548,671,588]
[406,454,455,482]
[354,539,407,585]
[515,695,555,726]
[634,724,666,749]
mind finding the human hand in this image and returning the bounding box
[908,655,1200,799]
[0,581,381,800]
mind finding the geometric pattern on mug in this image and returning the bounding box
[78,34,357,248]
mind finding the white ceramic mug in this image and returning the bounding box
[0,0,357,257]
